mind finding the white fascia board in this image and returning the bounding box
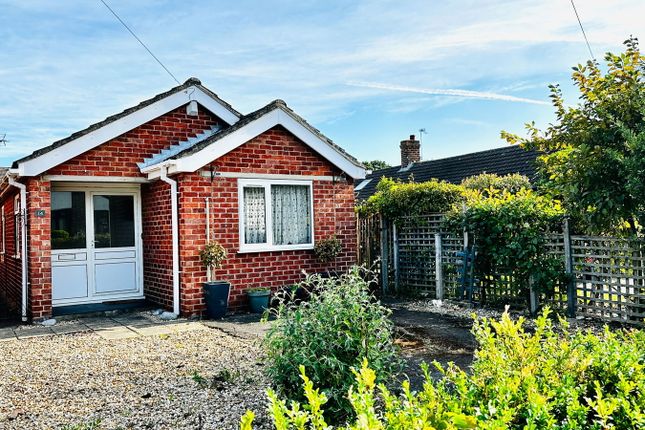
[17,86,240,177]
[147,107,366,180]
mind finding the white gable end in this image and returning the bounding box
[142,106,366,180]
[16,86,240,177]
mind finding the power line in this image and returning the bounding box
[98,0,181,85]
[570,0,595,61]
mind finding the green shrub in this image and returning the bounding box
[446,188,567,296]
[314,235,343,263]
[263,267,401,421]
[244,308,645,429]
[357,177,464,220]
[461,172,531,196]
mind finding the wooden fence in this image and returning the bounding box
[358,214,645,327]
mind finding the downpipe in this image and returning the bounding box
[160,164,180,316]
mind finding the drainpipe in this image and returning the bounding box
[160,164,180,316]
[7,175,28,322]
[205,197,211,282]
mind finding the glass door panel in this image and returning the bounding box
[93,195,135,248]
[51,191,86,250]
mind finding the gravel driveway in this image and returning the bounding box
[0,325,271,430]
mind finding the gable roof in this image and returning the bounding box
[355,145,538,201]
[12,78,241,176]
[141,99,366,180]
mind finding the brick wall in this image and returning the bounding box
[176,126,358,316]
[47,106,219,177]
[1,104,221,318]
[26,178,51,319]
[0,189,24,318]
[141,180,173,308]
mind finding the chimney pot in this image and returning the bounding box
[400,135,421,166]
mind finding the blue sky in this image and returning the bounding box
[0,0,643,167]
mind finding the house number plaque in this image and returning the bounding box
[35,209,46,217]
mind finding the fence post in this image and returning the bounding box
[435,233,444,300]
[380,215,389,295]
[529,276,539,315]
[393,223,399,293]
[563,218,576,318]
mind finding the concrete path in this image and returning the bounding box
[0,312,209,341]
[0,311,270,342]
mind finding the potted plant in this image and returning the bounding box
[314,235,342,264]
[247,287,271,313]
[200,241,229,319]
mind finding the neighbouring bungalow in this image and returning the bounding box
[355,134,538,201]
[0,78,366,321]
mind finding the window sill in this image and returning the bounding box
[237,244,314,254]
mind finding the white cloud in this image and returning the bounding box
[346,81,551,105]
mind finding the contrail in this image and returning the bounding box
[347,80,550,106]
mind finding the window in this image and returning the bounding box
[239,179,313,252]
[14,195,21,258]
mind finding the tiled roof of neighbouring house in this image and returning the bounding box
[355,145,538,201]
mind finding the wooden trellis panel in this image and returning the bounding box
[570,236,645,325]
[359,211,645,326]
[396,215,444,294]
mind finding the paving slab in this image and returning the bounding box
[0,328,17,341]
[111,316,157,327]
[95,326,138,340]
[82,319,122,330]
[15,327,54,339]
[50,324,90,335]
[130,325,176,337]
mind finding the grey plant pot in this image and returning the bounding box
[247,290,270,313]
[203,281,230,319]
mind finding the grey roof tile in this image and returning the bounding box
[356,145,538,201]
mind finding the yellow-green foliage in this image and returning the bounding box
[242,309,645,429]
[461,173,531,196]
[357,177,464,220]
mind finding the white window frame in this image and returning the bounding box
[13,194,20,259]
[238,179,314,253]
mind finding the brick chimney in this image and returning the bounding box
[400,134,420,166]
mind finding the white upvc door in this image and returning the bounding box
[51,186,143,306]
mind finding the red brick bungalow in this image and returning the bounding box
[0,78,365,322]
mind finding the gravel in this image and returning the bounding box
[0,326,272,430]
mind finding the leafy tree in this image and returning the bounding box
[362,160,391,171]
[502,37,645,234]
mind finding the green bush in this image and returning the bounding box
[263,267,401,421]
[461,172,531,196]
[446,188,567,296]
[244,308,645,429]
[314,235,343,263]
[357,177,464,220]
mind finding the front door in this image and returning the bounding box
[51,187,143,306]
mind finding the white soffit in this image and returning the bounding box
[16,86,239,177]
